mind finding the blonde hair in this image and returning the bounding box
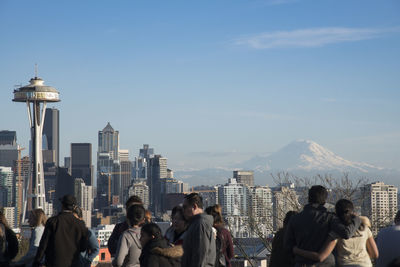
[0,209,9,237]
[31,209,47,227]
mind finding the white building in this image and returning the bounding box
[249,186,273,235]
[361,181,398,233]
[218,178,250,216]
[272,184,300,231]
[2,206,16,228]
[74,178,93,227]
[129,181,149,209]
[93,224,115,247]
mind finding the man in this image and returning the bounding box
[284,185,361,267]
[181,193,216,267]
[107,195,143,257]
[33,195,88,267]
[376,210,400,267]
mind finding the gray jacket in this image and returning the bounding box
[182,213,216,267]
[113,226,141,267]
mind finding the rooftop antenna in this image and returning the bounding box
[34,63,38,78]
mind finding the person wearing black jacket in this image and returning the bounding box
[33,195,88,267]
[139,223,182,267]
[284,185,361,267]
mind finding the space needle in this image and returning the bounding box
[13,72,60,214]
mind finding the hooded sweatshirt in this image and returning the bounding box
[181,213,216,267]
[113,226,141,267]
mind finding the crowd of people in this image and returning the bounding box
[109,192,234,267]
[2,185,400,266]
[270,185,400,267]
[0,192,234,267]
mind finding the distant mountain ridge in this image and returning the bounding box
[240,139,384,173]
[174,140,399,187]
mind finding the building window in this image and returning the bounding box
[101,253,105,261]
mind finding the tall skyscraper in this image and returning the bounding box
[233,170,254,187]
[147,155,167,214]
[120,158,132,203]
[0,131,18,168]
[98,122,119,160]
[97,123,121,208]
[361,181,398,234]
[43,108,59,166]
[0,131,16,146]
[71,143,93,186]
[139,144,154,159]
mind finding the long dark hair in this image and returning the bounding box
[335,199,354,226]
[141,223,163,240]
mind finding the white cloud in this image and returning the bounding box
[234,27,400,49]
[239,111,296,120]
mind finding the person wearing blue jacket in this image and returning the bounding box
[73,206,100,267]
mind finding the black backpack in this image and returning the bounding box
[215,228,226,267]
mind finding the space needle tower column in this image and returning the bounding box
[13,76,60,211]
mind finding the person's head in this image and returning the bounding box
[60,194,77,211]
[29,209,47,227]
[127,204,145,227]
[0,209,9,237]
[183,193,204,220]
[335,199,354,226]
[126,195,143,209]
[144,210,152,224]
[72,206,83,220]
[395,210,400,225]
[283,210,298,228]
[205,205,224,227]
[140,223,162,247]
[171,206,188,233]
[308,185,328,205]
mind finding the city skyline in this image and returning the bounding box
[1,1,399,171]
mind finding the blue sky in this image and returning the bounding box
[1,0,399,170]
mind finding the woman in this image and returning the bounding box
[269,210,298,267]
[73,206,99,267]
[139,223,182,267]
[293,199,379,267]
[205,204,234,267]
[15,209,46,267]
[0,209,18,266]
[113,204,145,267]
[164,206,188,246]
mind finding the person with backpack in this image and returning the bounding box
[206,204,234,267]
[0,208,19,267]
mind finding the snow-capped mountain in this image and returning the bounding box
[243,139,383,173]
[176,140,397,187]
